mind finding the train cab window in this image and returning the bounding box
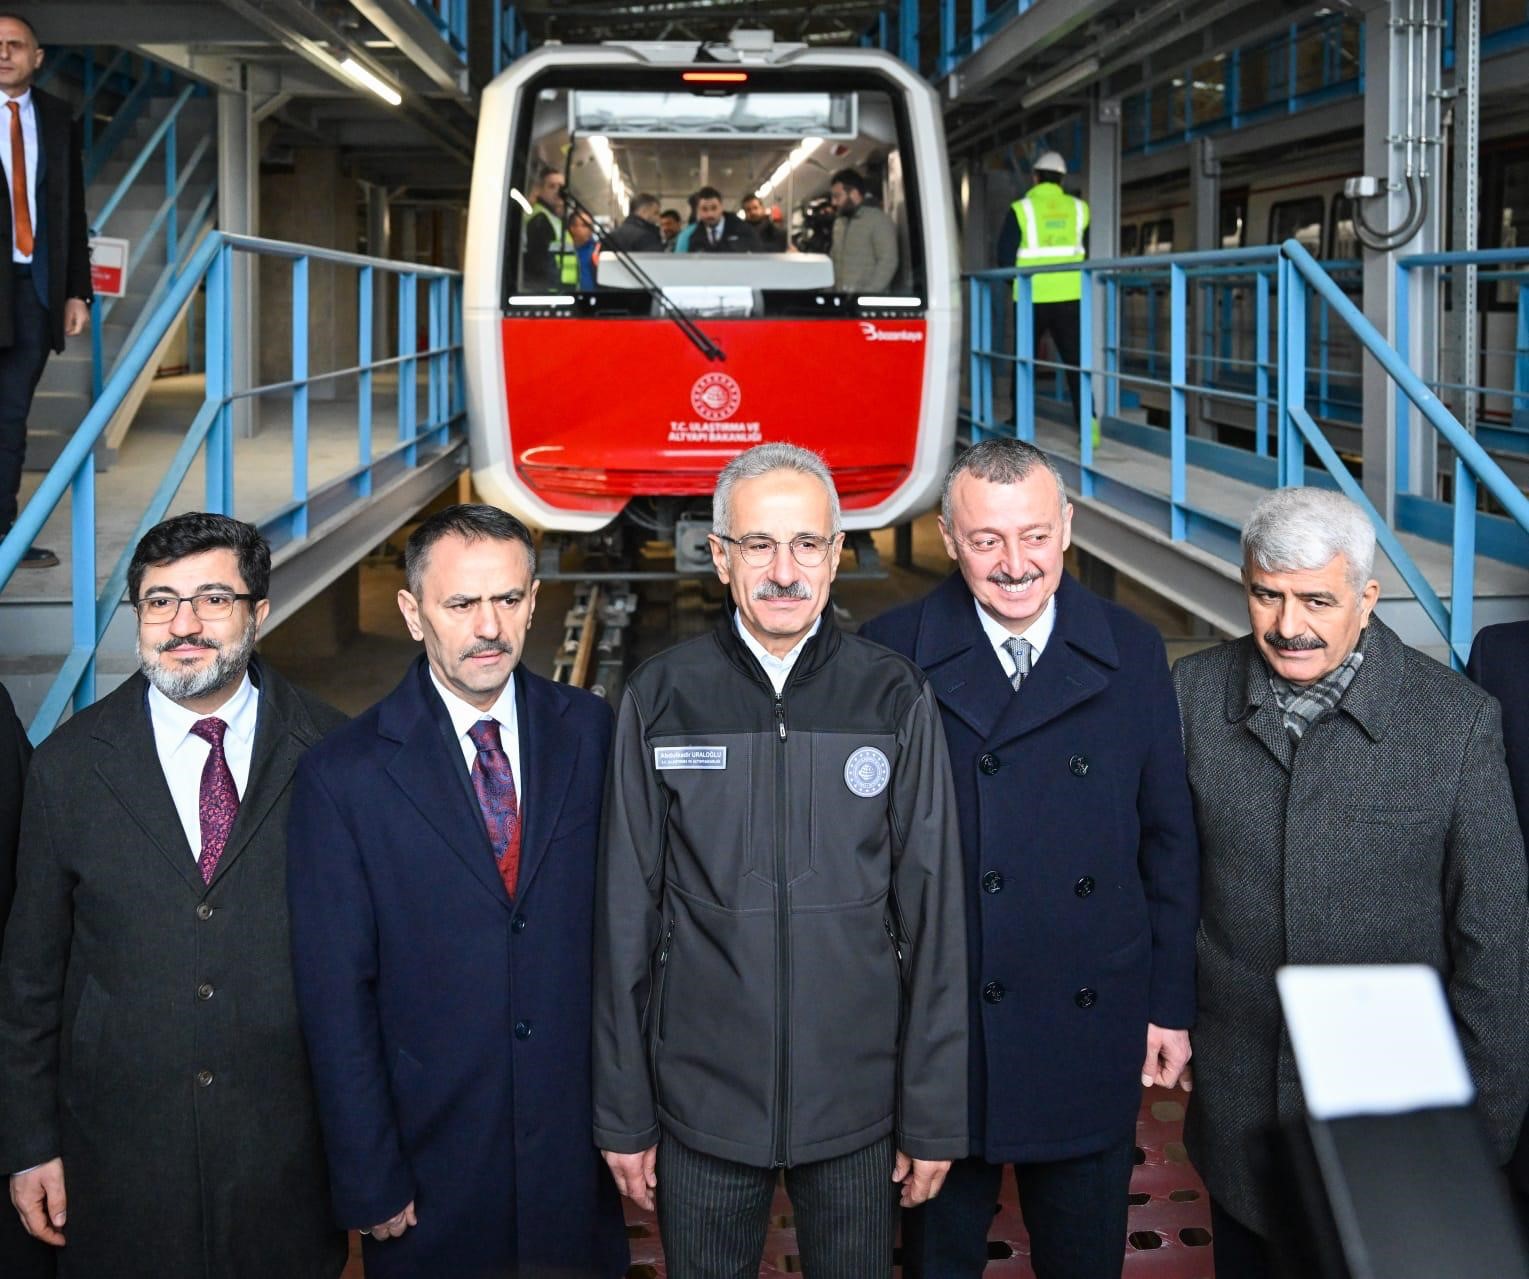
[1120,224,1139,255]
[1268,196,1324,253]
[1330,195,1358,259]
[1142,219,1174,254]
[501,74,926,316]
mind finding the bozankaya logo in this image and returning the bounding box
[690,372,742,422]
[858,322,925,343]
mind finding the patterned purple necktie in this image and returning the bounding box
[467,719,521,899]
[190,717,239,884]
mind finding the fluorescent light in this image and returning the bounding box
[340,56,402,107]
[509,188,534,216]
[857,296,922,308]
[756,136,823,199]
[1020,56,1100,109]
[508,295,576,306]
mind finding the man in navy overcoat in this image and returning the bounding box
[287,504,627,1279]
[862,439,1199,1279]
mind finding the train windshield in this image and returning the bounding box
[503,71,925,315]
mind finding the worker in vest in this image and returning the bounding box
[523,165,580,291]
[996,151,1093,441]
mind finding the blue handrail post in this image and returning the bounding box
[966,279,983,439]
[357,265,374,497]
[1255,268,1271,456]
[165,110,179,267]
[899,0,919,68]
[291,255,310,538]
[1450,458,1476,668]
[203,241,234,513]
[1014,272,1035,442]
[1395,257,1415,496]
[1079,267,1096,486]
[399,273,419,464]
[429,275,449,447]
[90,307,104,402]
[1105,274,1120,417]
[70,451,97,713]
[1515,284,1529,426]
[1168,263,1188,540]
[1279,253,1307,487]
[450,277,465,420]
[1317,292,1331,418]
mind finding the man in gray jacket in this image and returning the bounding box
[594,443,967,1278]
[1172,487,1529,1276]
[829,169,899,294]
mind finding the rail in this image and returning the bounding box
[0,233,465,742]
[965,239,1529,664]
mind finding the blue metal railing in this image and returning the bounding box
[966,240,1529,664]
[415,0,468,55]
[0,234,466,742]
[494,2,529,75]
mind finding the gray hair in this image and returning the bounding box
[1241,486,1377,592]
[940,438,1069,526]
[712,443,842,536]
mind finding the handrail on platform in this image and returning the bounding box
[0,234,467,743]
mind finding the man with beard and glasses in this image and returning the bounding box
[0,512,348,1279]
[861,438,1199,1279]
[596,444,968,1278]
[287,504,628,1279]
[1171,486,1529,1277]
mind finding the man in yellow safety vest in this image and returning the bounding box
[522,166,580,291]
[995,151,1090,433]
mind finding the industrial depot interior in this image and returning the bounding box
[1,1,1528,1277]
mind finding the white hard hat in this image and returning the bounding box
[1034,151,1067,176]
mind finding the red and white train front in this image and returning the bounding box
[463,39,960,537]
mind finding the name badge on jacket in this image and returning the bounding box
[655,746,727,770]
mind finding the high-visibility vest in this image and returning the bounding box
[1012,183,1089,303]
[528,205,580,287]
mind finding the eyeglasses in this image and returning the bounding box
[132,592,259,623]
[716,533,837,568]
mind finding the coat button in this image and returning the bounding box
[1074,876,1095,898]
[979,753,1001,775]
[196,903,213,921]
[514,1020,533,1040]
[196,983,214,1001]
[982,981,1006,1004]
[196,1069,214,1087]
[981,870,1004,894]
[511,914,527,933]
[1069,754,1090,777]
[1075,987,1097,1009]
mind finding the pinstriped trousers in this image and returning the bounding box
[656,1131,898,1278]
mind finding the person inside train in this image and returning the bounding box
[609,193,664,254]
[829,168,898,293]
[566,209,599,292]
[685,186,761,253]
[739,195,784,250]
[522,164,574,291]
[659,208,683,249]
[672,192,701,253]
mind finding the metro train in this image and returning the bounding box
[462,35,961,567]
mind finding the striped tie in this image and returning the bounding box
[1002,636,1033,691]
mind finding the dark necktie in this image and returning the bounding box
[468,719,522,899]
[1002,636,1033,691]
[7,101,32,257]
[190,717,238,883]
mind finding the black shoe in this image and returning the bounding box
[18,545,59,568]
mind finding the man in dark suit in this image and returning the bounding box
[0,512,348,1278]
[0,14,92,567]
[1174,487,1529,1276]
[862,438,1200,1279]
[1467,619,1529,1210]
[287,503,628,1279]
[0,678,51,1279]
[686,185,760,253]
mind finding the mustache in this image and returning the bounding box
[155,636,221,653]
[460,639,514,661]
[753,580,812,601]
[1263,631,1326,652]
[987,569,1042,587]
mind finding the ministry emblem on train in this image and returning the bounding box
[691,373,743,422]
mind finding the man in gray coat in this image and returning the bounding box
[1172,487,1529,1276]
[829,169,899,294]
[0,513,347,1279]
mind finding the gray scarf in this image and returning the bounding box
[1266,631,1367,742]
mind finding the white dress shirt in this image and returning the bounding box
[1,88,37,265]
[148,673,260,861]
[735,611,822,696]
[975,592,1057,683]
[430,668,523,800]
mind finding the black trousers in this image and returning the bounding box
[1034,299,1084,427]
[0,270,54,533]
[656,1131,897,1279]
[901,1134,1136,1279]
[0,1212,56,1279]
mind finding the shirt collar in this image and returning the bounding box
[974,591,1057,660]
[734,610,822,677]
[147,670,259,746]
[3,89,31,110]
[429,665,517,740]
